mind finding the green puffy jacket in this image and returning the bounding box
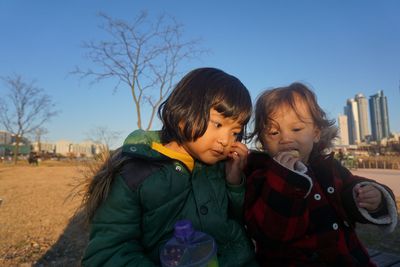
[82,130,257,267]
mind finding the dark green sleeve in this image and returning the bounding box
[82,175,156,267]
[226,173,246,221]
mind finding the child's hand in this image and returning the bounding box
[225,142,249,185]
[273,151,300,170]
[354,184,382,211]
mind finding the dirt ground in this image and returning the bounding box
[0,162,88,267]
[0,163,399,266]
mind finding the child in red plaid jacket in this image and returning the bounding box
[244,82,398,267]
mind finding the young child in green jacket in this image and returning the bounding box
[81,67,258,267]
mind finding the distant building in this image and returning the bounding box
[0,144,31,156]
[71,141,97,157]
[31,141,55,154]
[369,90,390,141]
[55,140,72,155]
[344,98,361,144]
[1,135,106,158]
[10,134,30,145]
[0,131,12,145]
[337,114,349,145]
[54,140,104,157]
[354,93,371,141]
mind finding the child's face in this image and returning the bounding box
[181,108,243,164]
[262,100,320,163]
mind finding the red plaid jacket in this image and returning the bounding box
[244,151,395,267]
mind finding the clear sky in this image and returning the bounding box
[1,1,399,147]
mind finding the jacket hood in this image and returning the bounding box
[123,129,161,146]
[122,129,166,160]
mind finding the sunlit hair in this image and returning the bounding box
[251,82,338,158]
[79,68,252,224]
[158,67,252,144]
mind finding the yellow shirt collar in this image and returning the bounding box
[151,142,194,171]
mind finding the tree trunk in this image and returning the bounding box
[13,136,20,164]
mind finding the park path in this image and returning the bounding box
[352,169,400,197]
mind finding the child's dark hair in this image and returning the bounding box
[158,67,252,144]
[79,148,127,225]
[251,82,338,157]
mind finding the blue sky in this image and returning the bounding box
[1,1,399,147]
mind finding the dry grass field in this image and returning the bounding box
[0,162,399,266]
[0,162,88,266]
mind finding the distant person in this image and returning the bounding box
[338,148,345,165]
[81,68,258,266]
[28,152,38,165]
[244,83,398,266]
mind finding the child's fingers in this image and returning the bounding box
[357,201,379,211]
[357,194,381,205]
[359,190,380,200]
[356,185,382,211]
[357,195,381,211]
[229,143,248,160]
[230,142,248,156]
[354,184,378,195]
[357,185,381,200]
[274,152,290,163]
[227,143,248,170]
[227,151,240,160]
[353,183,361,193]
[274,152,299,170]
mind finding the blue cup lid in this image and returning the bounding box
[174,220,195,242]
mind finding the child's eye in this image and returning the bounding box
[269,131,279,136]
[211,121,222,128]
[232,131,241,137]
[293,128,303,132]
[231,130,243,141]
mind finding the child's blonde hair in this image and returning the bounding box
[251,82,338,158]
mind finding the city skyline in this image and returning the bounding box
[0,130,104,158]
[339,90,393,145]
[1,1,399,146]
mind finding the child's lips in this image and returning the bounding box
[280,149,300,157]
[211,149,224,156]
[281,147,298,152]
[287,150,300,157]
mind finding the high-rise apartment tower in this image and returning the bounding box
[337,114,349,145]
[344,98,361,144]
[354,93,370,141]
[369,90,390,141]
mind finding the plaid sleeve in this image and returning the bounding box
[336,160,398,229]
[244,153,312,242]
[337,161,373,223]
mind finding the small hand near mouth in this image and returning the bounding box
[274,150,300,170]
[225,142,249,185]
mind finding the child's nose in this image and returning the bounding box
[279,131,293,143]
[217,133,230,147]
[217,137,228,147]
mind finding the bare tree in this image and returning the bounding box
[86,126,121,153]
[73,11,205,130]
[0,75,58,163]
[34,127,48,154]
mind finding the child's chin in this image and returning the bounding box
[202,156,224,165]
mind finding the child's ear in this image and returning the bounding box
[178,121,184,130]
[313,127,321,143]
